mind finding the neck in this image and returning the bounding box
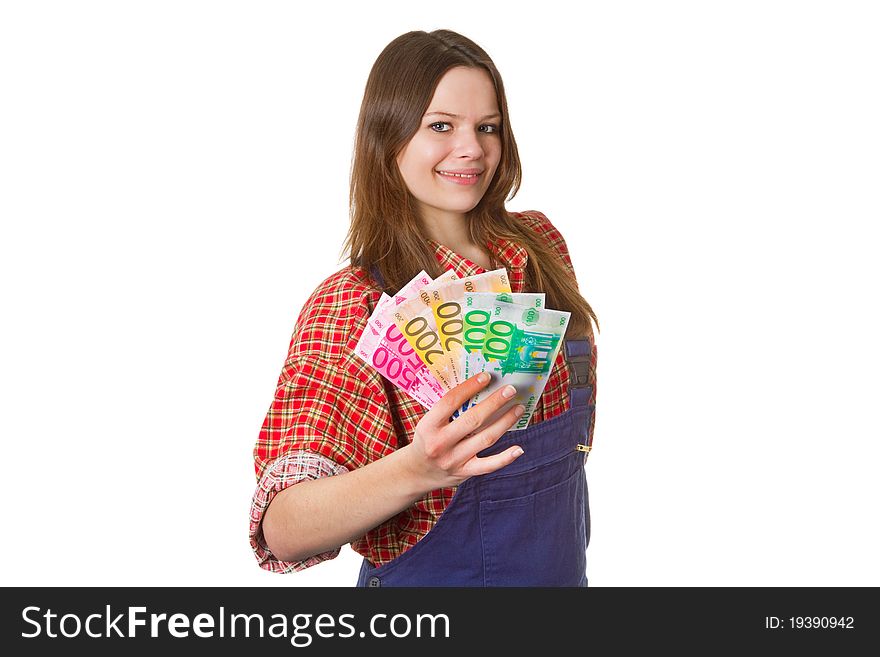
[420,208,472,253]
[419,207,494,270]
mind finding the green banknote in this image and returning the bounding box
[460,293,571,430]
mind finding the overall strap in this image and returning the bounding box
[564,337,594,457]
[564,338,593,409]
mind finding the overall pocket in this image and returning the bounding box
[480,463,587,587]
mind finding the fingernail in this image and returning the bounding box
[501,385,516,398]
[477,372,490,384]
[513,447,524,457]
[514,404,525,416]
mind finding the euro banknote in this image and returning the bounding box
[456,292,545,413]
[396,268,511,391]
[390,269,471,392]
[425,268,513,389]
[460,292,571,430]
[354,270,451,408]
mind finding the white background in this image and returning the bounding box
[1,1,878,587]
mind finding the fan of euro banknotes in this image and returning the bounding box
[354,268,572,431]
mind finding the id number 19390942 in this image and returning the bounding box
[765,616,854,630]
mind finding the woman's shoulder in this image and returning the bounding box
[289,264,380,363]
[302,265,378,311]
[510,209,575,272]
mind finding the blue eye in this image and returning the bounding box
[429,121,500,134]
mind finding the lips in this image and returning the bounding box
[436,168,482,178]
[435,169,483,186]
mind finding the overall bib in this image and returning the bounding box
[357,265,594,587]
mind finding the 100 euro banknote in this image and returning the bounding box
[457,292,545,413]
[460,292,571,430]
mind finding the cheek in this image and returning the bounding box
[410,139,449,169]
[397,153,423,186]
[489,140,503,164]
[484,145,502,178]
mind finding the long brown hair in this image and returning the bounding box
[343,29,598,339]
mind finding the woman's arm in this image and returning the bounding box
[262,443,427,562]
[262,374,525,563]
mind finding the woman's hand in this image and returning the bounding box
[401,372,525,490]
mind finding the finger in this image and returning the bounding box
[460,444,524,478]
[425,372,492,428]
[449,403,525,465]
[444,383,519,441]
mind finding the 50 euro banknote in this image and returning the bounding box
[459,292,571,430]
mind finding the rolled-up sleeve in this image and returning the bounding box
[249,449,349,573]
[250,269,398,573]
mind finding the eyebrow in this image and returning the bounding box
[424,111,502,121]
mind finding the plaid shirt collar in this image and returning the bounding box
[427,236,529,293]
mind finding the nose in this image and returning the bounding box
[452,128,485,159]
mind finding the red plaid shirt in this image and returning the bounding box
[250,210,597,573]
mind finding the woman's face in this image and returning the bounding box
[396,66,502,226]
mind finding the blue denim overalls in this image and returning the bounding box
[356,265,595,587]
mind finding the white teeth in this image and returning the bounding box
[438,171,478,178]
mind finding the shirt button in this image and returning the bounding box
[368,576,381,587]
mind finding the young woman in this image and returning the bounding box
[249,29,599,586]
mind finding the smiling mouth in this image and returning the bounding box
[435,170,482,179]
